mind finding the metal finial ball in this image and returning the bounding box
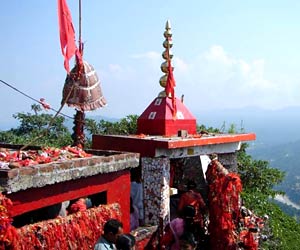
[161,61,174,73]
[158,90,167,97]
[162,50,173,60]
[159,75,167,87]
[164,30,172,38]
[163,40,173,49]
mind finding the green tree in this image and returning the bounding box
[85,114,138,136]
[238,144,285,199]
[197,124,220,134]
[0,104,72,147]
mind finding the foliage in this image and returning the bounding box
[238,144,285,198]
[197,124,220,134]
[85,114,138,136]
[0,105,72,147]
[197,122,244,134]
[237,143,300,250]
[273,200,300,223]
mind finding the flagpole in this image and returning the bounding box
[78,0,82,52]
[72,0,85,148]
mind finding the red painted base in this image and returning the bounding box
[137,118,197,136]
[7,170,131,232]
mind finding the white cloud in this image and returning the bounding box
[171,45,292,111]
[106,64,136,81]
[96,45,300,118]
[204,45,233,66]
[131,51,160,60]
[108,63,123,73]
[173,57,189,74]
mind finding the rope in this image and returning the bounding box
[0,79,74,120]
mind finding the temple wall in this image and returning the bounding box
[0,151,139,194]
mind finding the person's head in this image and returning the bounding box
[179,232,197,250]
[130,166,142,183]
[181,205,196,232]
[103,219,124,244]
[116,233,136,250]
[186,180,197,190]
[182,205,196,220]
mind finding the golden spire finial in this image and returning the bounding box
[166,19,171,29]
[158,20,174,97]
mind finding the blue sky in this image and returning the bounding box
[2,0,300,128]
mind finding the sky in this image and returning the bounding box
[2,0,300,129]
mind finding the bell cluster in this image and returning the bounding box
[158,20,174,97]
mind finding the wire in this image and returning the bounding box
[0,79,74,120]
[20,83,76,151]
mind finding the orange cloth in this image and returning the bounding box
[69,199,87,213]
[178,190,206,226]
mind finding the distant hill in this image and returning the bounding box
[249,140,300,207]
[194,106,300,146]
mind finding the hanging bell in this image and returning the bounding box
[62,61,107,111]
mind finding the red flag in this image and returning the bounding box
[57,0,79,73]
[165,58,177,119]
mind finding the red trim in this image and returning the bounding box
[92,133,256,157]
[167,133,256,148]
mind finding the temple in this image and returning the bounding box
[0,20,257,249]
[92,20,256,239]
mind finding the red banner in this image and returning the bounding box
[57,0,79,73]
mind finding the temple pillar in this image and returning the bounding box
[218,152,238,172]
[141,157,170,228]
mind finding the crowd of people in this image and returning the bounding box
[92,166,207,250]
[93,158,267,250]
[128,163,208,250]
[160,180,208,250]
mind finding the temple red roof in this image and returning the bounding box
[137,96,197,136]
